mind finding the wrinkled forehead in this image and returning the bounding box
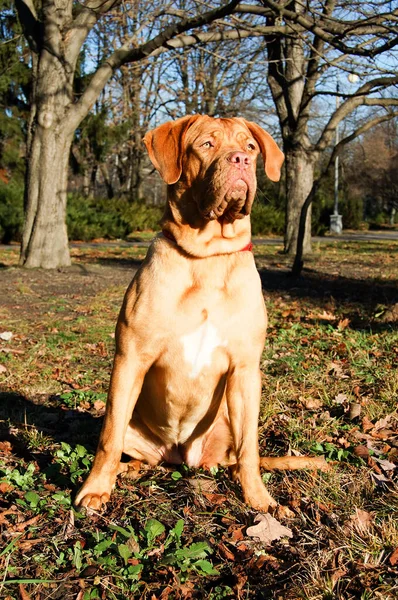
[185,116,253,145]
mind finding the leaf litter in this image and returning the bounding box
[1,241,398,599]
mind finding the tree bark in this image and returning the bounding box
[18,0,76,268]
[129,143,143,201]
[284,148,314,255]
[20,127,72,268]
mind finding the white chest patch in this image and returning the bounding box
[180,320,227,379]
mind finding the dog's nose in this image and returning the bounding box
[227,151,250,168]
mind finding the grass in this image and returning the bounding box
[0,238,397,599]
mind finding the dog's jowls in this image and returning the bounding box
[75,115,327,512]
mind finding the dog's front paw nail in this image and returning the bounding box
[77,492,110,511]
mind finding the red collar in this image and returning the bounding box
[162,230,253,253]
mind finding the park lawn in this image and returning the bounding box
[0,239,397,600]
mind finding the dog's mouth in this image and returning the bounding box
[204,179,250,222]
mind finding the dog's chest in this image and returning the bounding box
[179,319,227,379]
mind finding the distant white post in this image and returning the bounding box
[330,73,359,235]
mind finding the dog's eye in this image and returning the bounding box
[201,141,213,149]
[247,143,256,151]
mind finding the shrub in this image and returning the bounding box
[251,201,285,236]
[313,184,365,234]
[0,187,286,244]
[0,180,24,243]
[340,195,364,230]
[66,195,163,241]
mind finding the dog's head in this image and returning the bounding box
[143,115,284,223]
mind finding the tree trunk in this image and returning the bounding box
[284,148,314,255]
[129,143,143,201]
[90,164,98,197]
[18,0,77,269]
[20,128,72,268]
[100,164,114,199]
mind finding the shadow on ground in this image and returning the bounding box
[259,266,398,329]
[0,391,102,488]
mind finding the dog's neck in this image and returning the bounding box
[160,188,252,258]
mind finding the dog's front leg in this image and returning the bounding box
[75,339,149,510]
[226,366,277,512]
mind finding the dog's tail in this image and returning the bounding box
[260,455,330,472]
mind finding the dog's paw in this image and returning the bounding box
[75,477,113,511]
[243,483,278,513]
[75,491,110,511]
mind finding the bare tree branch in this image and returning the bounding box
[65,0,243,132]
[65,0,121,64]
[315,76,398,154]
[259,0,398,56]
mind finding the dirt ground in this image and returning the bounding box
[1,239,397,325]
[0,240,397,600]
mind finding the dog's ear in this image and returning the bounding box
[240,120,284,182]
[143,115,202,185]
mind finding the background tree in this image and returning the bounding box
[15,0,245,269]
[0,0,31,242]
[344,121,398,225]
[12,0,398,269]
[259,0,398,257]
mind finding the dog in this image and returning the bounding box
[75,115,326,512]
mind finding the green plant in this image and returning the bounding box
[60,390,107,408]
[66,194,163,241]
[53,442,92,483]
[0,462,37,490]
[251,201,285,235]
[0,180,24,243]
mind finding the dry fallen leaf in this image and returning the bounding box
[62,509,75,540]
[362,416,374,432]
[218,542,235,561]
[246,513,293,545]
[353,445,369,460]
[331,567,348,587]
[203,493,228,505]
[93,399,106,412]
[334,393,347,405]
[344,508,374,535]
[188,478,218,494]
[337,318,350,331]
[389,547,398,566]
[301,397,323,410]
[18,584,32,600]
[0,331,13,341]
[372,428,396,440]
[373,457,397,472]
[12,514,41,533]
[229,525,245,543]
[371,472,391,488]
[0,364,7,374]
[373,415,393,431]
[0,508,18,525]
[349,402,362,420]
[18,538,47,551]
[317,310,336,321]
[0,439,12,453]
[328,361,349,379]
